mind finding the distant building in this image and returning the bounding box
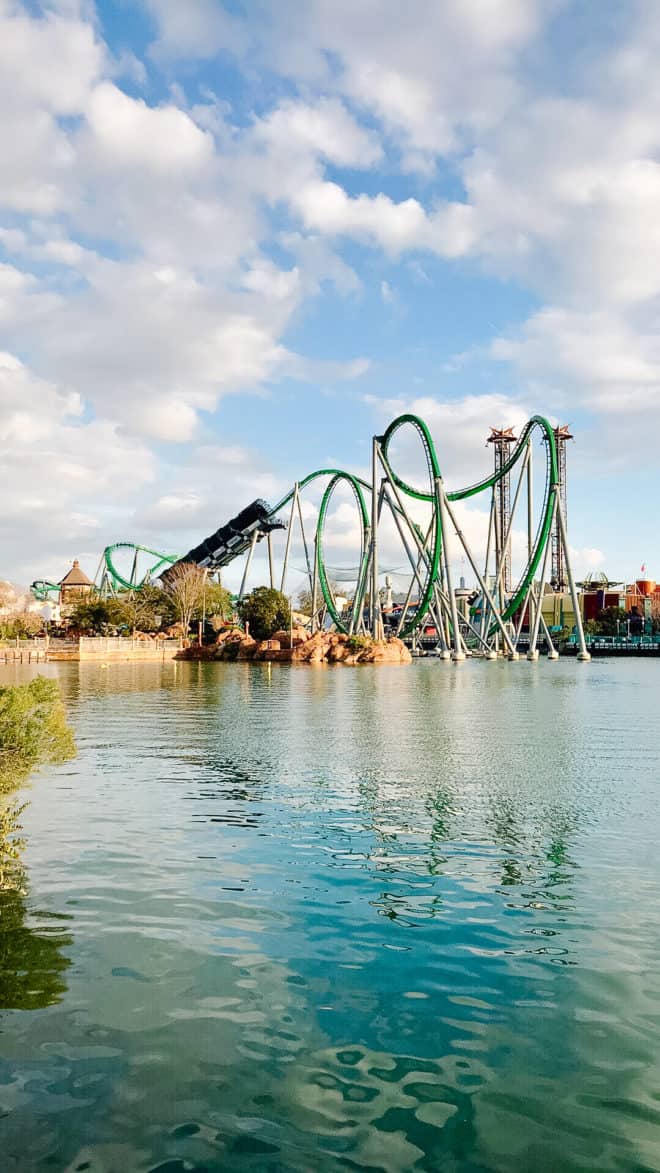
[578,571,660,630]
[59,560,94,611]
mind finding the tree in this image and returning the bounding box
[162,563,207,635]
[297,580,343,617]
[0,676,76,787]
[238,586,291,640]
[115,585,176,634]
[67,597,126,634]
[202,581,234,622]
[0,612,43,640]
[594,606,628,636]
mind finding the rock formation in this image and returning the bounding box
[178,627,412,665]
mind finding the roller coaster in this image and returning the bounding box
[31,412,590,660]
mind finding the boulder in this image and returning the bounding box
[236,634,257,660]
[215,627,241,645]
[327,643,349,662]
[254,638,283,660]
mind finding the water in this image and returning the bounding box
[1,659,660,1172]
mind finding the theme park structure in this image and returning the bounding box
[31,412,590,661]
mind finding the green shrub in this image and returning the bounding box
[238,587,291,641]
[346,634,373,652]
[0,677,76,790]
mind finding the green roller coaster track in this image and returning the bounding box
[100,543,179,593]
[30,580,61,603]
[271,412,560,644]
[30,411,588,658]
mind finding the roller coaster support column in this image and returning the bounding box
[436,479,464,661]
[556,498,591,661]
[371,436,384,639]
[311,536,320,634]
[441,495,518,659]
[239,530,259,600]
[267,532,275,590]
[279,483,298,595]
[130,546,139,589]
[527,439,535,637]
[527,492,556,660]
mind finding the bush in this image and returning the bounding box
[346,634,373,652]
[0,677,76,790]
[238,587,291,641]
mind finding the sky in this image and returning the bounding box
[1,0,658,596]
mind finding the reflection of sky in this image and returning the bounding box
[1,659,660,1170]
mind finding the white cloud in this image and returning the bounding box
[3,0,659,583]
[366,392,532,488]
[0,352,155,582]
[254,97,382,169]
[85,82,214,174]
[145,0,248,61]
[491,308,660,415]
[0,2,102,214]
[290,181,475,257]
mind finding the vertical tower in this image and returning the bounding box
[487,427,517,595]
[551,425,573,591]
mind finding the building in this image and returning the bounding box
[578,571,660,633]
[59,560,94,611]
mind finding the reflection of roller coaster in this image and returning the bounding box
[31,412,590,659]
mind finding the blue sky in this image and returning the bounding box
[1,0,658,593]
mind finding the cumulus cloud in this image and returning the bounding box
[491,307,660,417]
[2,0,658,582]
[0,352,155,583]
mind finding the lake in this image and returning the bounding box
[1,658,660,1171]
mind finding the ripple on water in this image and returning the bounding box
[1,658,660,1171]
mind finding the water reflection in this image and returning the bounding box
[0,800,72,1010]
[0,658,659,1171]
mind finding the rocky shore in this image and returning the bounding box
[178,626,412,665]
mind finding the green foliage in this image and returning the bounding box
[346,634,373,652]
[202,582,234,621]
[0,678,75,1010]
[114,584,176,633]
[592,606,629,636]
[0,800,27,892]
[0,875,73,1007]
[68,597,127,634]
[238,586,291,640]
[0,612,44,640]
[0,677,76,789]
